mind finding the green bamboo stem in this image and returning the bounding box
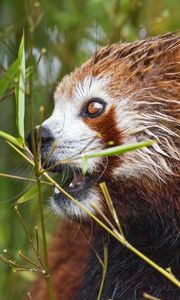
[36,177,55,300]
[25,17,55,299]
[14,205,44,268]
[143,292,161,300]
[0,172,52,185]
[99,182,125,239]
[97,243,108,300]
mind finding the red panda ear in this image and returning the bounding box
[128,34,180,84]
[159,38,180,66]
[155,35,178,60]
[156,34,179,66]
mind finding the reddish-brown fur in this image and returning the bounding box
[29,223,90,300]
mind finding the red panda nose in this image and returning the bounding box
[26,126,54,153]
[41,126,54,143]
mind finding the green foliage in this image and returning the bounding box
[0,34,25,147]
[0,0,179,299]
[16,183,45,204]
[15,33,25,141]
[0,59,19,98]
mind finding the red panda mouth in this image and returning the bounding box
[63,172,94,194]
[48,166,97,199]
[52,170,98,212]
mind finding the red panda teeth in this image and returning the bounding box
[70,174,83,188]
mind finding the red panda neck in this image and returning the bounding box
[102,176,180,221]
[77,211,180,299]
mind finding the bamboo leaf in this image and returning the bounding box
[16,183,47,204]
[83,140,154,159]
[15,33,25,141]
[82,140,154,175]
[16,185,39,204]
[0,34,25,147]
[0,59,19,98]
[0,130,23,147]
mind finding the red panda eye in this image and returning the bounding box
[83,99,106,118]
[88,102,103,114]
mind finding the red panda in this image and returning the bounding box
[27,33,180,299]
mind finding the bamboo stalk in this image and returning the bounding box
[97,243,108,300]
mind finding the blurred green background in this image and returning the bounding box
[0,0,179,299]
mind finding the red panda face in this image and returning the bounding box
[40,34,179,220]
[41,76,121,219]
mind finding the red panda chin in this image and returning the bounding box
[50,167,102,219]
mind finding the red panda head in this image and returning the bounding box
[40,33,180,221]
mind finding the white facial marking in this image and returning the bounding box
[42,76,112,173]
[52,188,101,219]
[73,75,111,104]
